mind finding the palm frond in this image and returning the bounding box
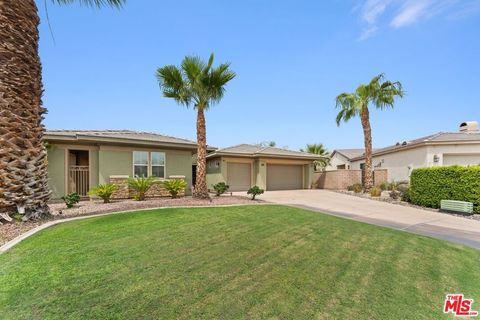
[52,0,125,7]
[335,92,360,126]
[156,65,191,106]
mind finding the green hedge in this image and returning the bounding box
[410,165,480,213]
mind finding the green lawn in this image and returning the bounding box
[0,205,479,319]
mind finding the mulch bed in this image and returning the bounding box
[1,195,263,247]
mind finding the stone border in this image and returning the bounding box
[0,203,267,255]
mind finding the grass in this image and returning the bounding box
[0,205,479,319]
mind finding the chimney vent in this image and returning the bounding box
[459,121,479,133]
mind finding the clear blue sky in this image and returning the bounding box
[37,0,480,151]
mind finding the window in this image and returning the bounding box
[151,152,165,178]
[133,151,166,178]
[133,151,148,177]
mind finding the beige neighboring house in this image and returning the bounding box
[44,130,215,199]
[206,144,325,191]
[332,121,480,182]
[326,149,368,170]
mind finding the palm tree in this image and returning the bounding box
[335,74,404,190]
[260,141,276,147]
[300,143,330,171]
[156,53,236,199]
[0,0,124,221]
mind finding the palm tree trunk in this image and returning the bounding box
[360,106,374,191]
[0,0,51,220]
[194,108,210,199]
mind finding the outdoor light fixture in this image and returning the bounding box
[433,155,440,163]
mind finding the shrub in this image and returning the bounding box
[128,176,157,201]
[352,183,363,193]
[410,165,480,213]
[213,182,229,196]
[247,186,264,200]
[380,182,390,191]
[370,186,382,197]
[401,187,411,202]
[61,192,80,208]
[163,179,187,199]
[88,184,118,203]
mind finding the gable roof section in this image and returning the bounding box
[350,132,480,161]
[44,130,215,151]
[207,144,326,160]
[332,149,367,160]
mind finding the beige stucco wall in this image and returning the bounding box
[47,147,65,199]
[350,143,480,182]
[326,153,351,171]
[206,157,226,189]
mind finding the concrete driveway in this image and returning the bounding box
[253,190,480,249]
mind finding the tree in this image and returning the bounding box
[0,0,124,221]
[300,143,330,171]
[260,141,276,147]
[335,74,404,190]
[156,53,236,199]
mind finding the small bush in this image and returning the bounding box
[163,179,187,199]
[380,182,390,191]
[410,165,480,213]
[128,176,157,201]
[352,183,363,193]
[401,187,411,202]
[213,182,229,196]
[61,192,80,208]
[88,184,118,203]
[247,186,264,200]
[370,187,382,197]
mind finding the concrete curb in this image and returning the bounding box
[0,203,268,254]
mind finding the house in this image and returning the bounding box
[206,144,325,191]
[326,149,367,170]
[44,130,214,198]
[332,121,480,182]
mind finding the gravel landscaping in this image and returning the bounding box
[0,195,263,247]
[336,190,480,221]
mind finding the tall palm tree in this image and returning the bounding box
[0,0,124,221]
[335,74,404,190]
[300,143,330,171]
[156,53,236,199]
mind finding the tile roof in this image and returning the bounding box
[207,144,326,160]
[350,132,480,161]
[333,149,367,160]
[44,130,202,148]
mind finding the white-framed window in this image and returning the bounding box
[133,151,148,177]
[133,151,166,178]
[151,152,165,178]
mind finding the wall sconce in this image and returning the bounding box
[433,155,440,163]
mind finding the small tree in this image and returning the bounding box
[128,176,156,201]
[88,184,118,203]
[247,186,264,200]
[213,182,229,196]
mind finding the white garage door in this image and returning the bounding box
[227,162,251,191]
[443,154,480,166]
[267,164,303,191]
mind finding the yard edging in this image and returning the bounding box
[0,203,267,254]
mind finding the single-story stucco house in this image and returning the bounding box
[206,144,325,191]
[328,121,480,182]
[44,130,215,199]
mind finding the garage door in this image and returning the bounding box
[227,162,251,191]
[267,164,303,191]
[443,154,480,166]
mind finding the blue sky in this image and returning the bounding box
[37,0,480,151]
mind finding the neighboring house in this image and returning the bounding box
[44,130,214,198]
[326,149,367,171]
[334,121,480,182]
[206,144,325,191]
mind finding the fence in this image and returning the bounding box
[314,169,387,190]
